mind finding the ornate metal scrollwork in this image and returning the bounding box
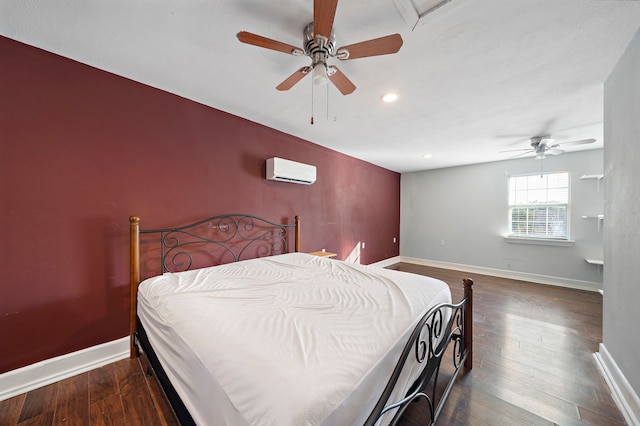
[366,294,471,426]
[449,307,465,370]
[141,214,294,274]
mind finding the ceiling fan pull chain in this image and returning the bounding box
[326,81,330,121]
[310,74,315,125]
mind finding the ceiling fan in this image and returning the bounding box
[236,0,403,96]
[501,135,596,160]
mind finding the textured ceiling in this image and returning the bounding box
[2,0,640,172]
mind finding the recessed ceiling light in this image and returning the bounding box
[423,154,433,159]
[381,93,398,103]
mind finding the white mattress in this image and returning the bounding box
[137,252,451,426]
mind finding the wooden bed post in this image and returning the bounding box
[294,215,301,252]
[129,216,141,358]
[463,278,474,369]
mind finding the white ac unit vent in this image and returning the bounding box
[266,157,316,185]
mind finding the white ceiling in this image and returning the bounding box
[2,0,640,172]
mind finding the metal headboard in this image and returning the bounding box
[135,214,300,274]
[129,213,301,357]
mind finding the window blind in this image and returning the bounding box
[508,172,569,239]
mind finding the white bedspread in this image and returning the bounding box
[137,252,451,426]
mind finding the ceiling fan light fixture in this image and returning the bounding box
[312,62,329,85]
[535,152,545,160]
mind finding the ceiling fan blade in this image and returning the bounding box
[499,147,534,153]
[314,0,338,40]
[548,148,565,155]
[327,66,356,95]
[559,138,596,146]
[237,31,303,56]
[508,150,535,159]
[276,67,311,91]
[336,34,403,60]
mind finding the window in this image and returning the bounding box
[508,172,569,239]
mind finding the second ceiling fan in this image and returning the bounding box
[237,0,403,95]
[501,136,596,160]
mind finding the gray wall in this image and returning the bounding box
[400,149,604,289]
[603,28,640,404]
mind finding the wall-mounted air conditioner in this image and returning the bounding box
[266,157,316,185]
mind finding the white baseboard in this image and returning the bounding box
[369,256,402,268]
[389,256,602,292]
[0,336,129,401]
[595,344,640,426]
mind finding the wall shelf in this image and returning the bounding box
[585,258,604,278]
[580,174,604,192]
[581,174,604,232]
[581,214,604,232]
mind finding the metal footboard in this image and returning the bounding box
[367,278,473,426]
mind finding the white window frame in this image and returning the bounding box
[507,171,571,242]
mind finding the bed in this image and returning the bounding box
[129,213,473,425]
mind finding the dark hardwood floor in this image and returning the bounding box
[0,352,179,426]
[0,263,625,425]
[390,263,624,426]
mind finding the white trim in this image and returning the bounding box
[0,336,129,401]
[391,256,602,292]
[368,256,402,268]
[595,344,640,426]
[505,236,575,247]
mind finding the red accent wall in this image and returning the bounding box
[0,36,400,373]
